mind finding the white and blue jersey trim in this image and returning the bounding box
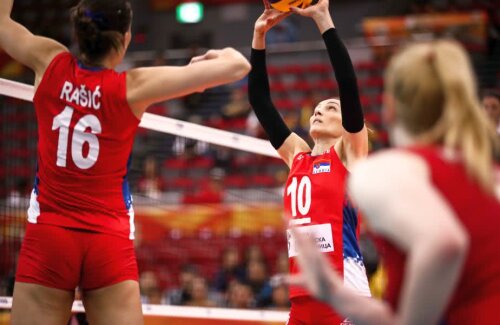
[123,155,135,240]
[342,197,371,297]
[27,164,40,223]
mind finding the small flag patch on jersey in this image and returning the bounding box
[312,159,331,174]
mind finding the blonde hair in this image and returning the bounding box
[385,40,498,194]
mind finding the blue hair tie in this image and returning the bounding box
[84,9,109,29]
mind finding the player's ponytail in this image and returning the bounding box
[386,40,497,194]
[70,0,132,64]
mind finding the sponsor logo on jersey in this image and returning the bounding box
[287,223,334,257]
[312,159,331,174]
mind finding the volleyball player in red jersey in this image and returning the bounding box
[292,41,500,324]
[249,1,370,324]
[0,0,250,323]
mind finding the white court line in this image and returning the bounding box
[0,77,279,158]
[0,296,289,321]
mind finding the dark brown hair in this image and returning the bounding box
[70,0,132,64]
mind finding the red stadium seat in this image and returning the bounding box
[275,98,295,111]
[306,63,331,75]
[290,80,312,93]
[224,174,247,188]
[170,177,194,190]
[251,174,275,187]
[191,156,214,169]
[355,61,380,72]
[270,81,287,94]
[282,64,304,76]
[364,76,384,89]
[314,79,338,91]
[163,157,187,170]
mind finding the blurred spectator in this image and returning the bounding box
[269,284,290,310]
[138,157,166,199]
[7,178,29,208]
[274,251,289,275]
[283,111,302,136]
[212,147,234,170]
[173,136,208,158]
[243,244,265,267]
[166,264,198,305]
[411,0,434,13]
[139,271,164,304]
[246,111,264,138]
[482,89,500,135]
[185,276,217,307]
[213,247,245,293]
[183,168,224,204]
[226,281,254,309]
[221,87,251,120]
[245,260,273,308]
[173,116,209,157]
[147,287,164,305]
[274,168,288,186]
[369,264,388,299]
[152,50,168,66]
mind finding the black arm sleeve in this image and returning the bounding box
[248,48,291,149]
[322,28,365,133]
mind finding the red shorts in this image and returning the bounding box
[288,296,349,325]
[16,222,138,291]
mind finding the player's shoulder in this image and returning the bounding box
[348,149,430,200]
[290,151,311,168]
[353,148,426,175]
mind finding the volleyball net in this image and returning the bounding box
[0,76,295,324]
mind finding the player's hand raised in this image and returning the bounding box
[290,0,328,20]
[254,0,291,36]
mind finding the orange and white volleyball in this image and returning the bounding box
[269,0,315,12]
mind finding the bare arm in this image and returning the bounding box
[0,0,67,85]
[347,152,468,324]
[126,47,250,118]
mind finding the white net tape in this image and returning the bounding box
[0,77,279,158]
[0,296,288,321]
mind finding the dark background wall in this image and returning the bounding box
[129,0,414,51]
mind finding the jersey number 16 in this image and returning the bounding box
[52,106,102,169]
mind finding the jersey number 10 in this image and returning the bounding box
[52,106,102,169]
[286,176,312,217]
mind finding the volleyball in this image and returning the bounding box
[269,0,315,12]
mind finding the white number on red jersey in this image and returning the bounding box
[286,176,312,217]
[52,106,101,169]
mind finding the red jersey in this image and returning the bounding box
[285,147,371,299]
[375,146,500,324]
[29,52,140,239]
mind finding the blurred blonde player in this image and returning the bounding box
[0,0,250,324]
[248,0,371,324]
[291,40,500,325]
